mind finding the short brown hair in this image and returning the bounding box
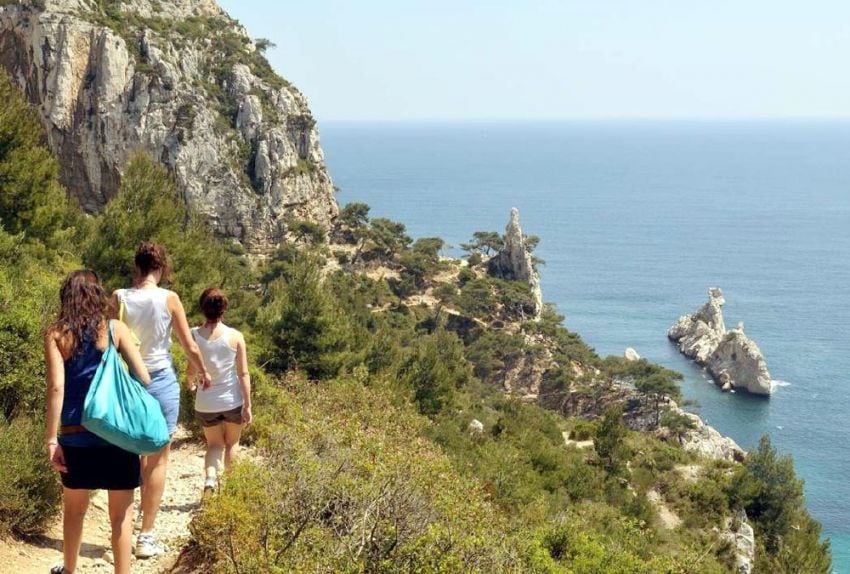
[135,241,171,280]
[199,287,228,321]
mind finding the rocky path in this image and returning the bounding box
[0,428,206,573]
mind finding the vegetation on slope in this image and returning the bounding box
[0,71,831,573]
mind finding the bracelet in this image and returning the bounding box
[45,439,58,446]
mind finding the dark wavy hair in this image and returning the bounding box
[199,287,229,321]
[54,270,109,355]
[135,241,172,281]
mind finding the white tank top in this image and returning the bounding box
[192,325,243,413]
[116,287,173,372]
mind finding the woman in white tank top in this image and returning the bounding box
[110,242,211,559]
[188,287,252,492]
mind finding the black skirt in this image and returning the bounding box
[60,444,141,490]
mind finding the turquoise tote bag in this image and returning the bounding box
[82,321,170,455]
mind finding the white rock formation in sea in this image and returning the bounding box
[624,347,641,361]
[487,208,543,318]
[0,0,338,254]
[668,287,727,362]
[668,288,772,396]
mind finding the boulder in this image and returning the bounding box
[675,408,745,462]
[624,347,641,361]
[468,419,484,434]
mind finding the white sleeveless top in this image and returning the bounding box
[116,287,173,372]
[192,325,243,413]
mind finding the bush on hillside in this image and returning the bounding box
[525,505,727,574]
[464,329,526,381]
[191,377,516,573]
[0,238,66,419]
[0,72,72,244]
[395,329,472,416]
[255,252,361,379]
[0,416,62,537]
[730,436,831,572]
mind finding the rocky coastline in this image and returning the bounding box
[668,288,772,396]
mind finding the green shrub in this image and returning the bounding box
[395,329,472,416]
[465,329,526,381]
[192,378,516,573]
[255,253,361,379]
[0,72,70,244]
[569,419,597,441]
[525,507,725,574]
[0,416,62,537]
[0,233,68,419]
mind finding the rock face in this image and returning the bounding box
[488,208,543,318]
[0,0,338,254]
[719,510,756,574]
[668,288,772,396]
[673,407,745,462]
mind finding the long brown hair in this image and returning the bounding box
[53,270,109,356]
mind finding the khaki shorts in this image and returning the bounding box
[195,405,243,427]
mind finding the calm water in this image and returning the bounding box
[321,120,850,572]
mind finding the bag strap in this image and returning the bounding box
[117,289,126,322]
[107,319,117,348]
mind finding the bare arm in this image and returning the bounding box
[234,331,252,424]
[167,292,210,387]
[44,330,67,472]
[112,320,151,386]
[187,344,200,392]
[108,290,121,321]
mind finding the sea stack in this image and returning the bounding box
[668,288,772,396]
[487,208,543,318]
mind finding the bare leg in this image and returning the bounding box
[62,488,89,573]
[222,422,244,472]
[108,490,134,574]
[140,442,170,533]
[202,424,225,482]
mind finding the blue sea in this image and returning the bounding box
[320,120,850,572]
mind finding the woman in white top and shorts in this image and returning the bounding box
[189,287,252,492]
[111,242,211,558]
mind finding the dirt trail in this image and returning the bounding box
[0,428,206,573]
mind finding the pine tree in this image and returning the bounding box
[0,72,69,243]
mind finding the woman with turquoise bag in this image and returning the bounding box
[45,269,151,574]
[111,241,210,559]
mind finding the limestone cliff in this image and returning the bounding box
[0,0,338,254]
[669,288,772,396]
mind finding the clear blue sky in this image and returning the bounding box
[219,0,850,121]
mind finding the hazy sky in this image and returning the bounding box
[218,0,850,121]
